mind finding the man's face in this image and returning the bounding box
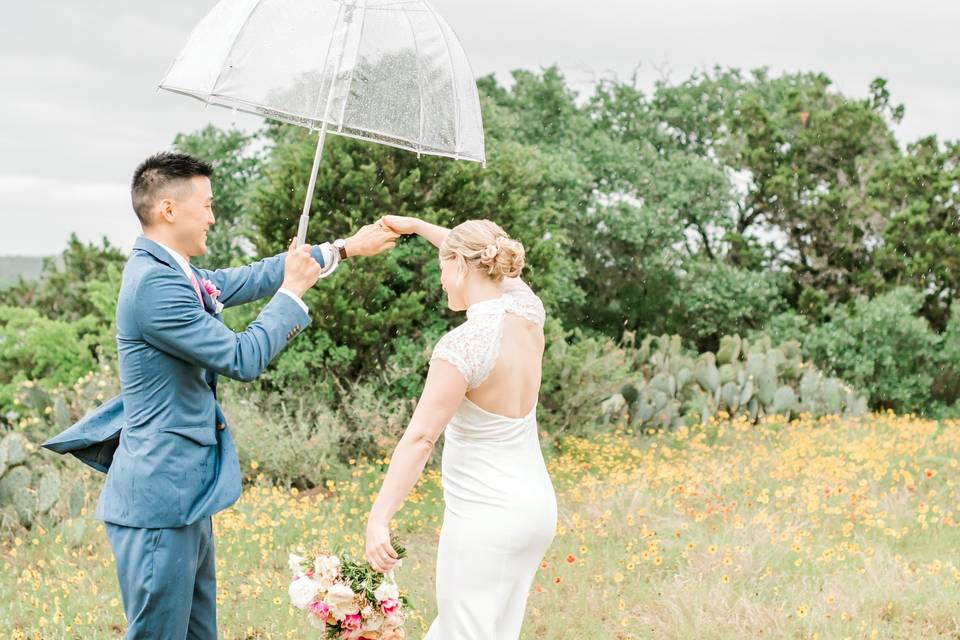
[166,175,215,257]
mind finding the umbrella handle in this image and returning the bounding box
[295,213,310,247]
[296,123,329,247]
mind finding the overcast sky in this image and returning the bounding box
[2,0,958,256]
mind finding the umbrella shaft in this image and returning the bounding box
[297,123,329,246]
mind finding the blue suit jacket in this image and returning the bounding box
[44,237,323,528]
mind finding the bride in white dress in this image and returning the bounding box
[365,217,557,639]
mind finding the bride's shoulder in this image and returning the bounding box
[502,279,546,326]
[433,315,485,353]
[430,317,490,387]
[437,316,475,341]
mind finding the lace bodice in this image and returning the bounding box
[430,283,546,389]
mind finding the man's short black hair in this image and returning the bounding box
[131,152,213,224]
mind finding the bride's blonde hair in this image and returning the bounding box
[440,220,525,281]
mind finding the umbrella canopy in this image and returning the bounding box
[159,0,485,164]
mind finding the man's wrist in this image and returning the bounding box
[280,282,307,298]
[342,237,357,258]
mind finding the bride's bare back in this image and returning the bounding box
[431,277,545,419]
[466,309,544,418]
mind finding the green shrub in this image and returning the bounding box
[0,307,100,415]
[222,382,351,489]
[803,287,940,413]
[222,377,413,489]
[747,311,813,347]
[538,321,633,439]
[0,234,126,323]
[675,261,787,352]
[4,365,119,447]
[933,302,960,412]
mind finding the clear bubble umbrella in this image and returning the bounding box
[159,0,485,244]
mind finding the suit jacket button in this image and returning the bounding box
[216,422,225,431]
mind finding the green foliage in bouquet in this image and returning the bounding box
[332,540,409,608]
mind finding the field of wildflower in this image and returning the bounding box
[3,413,960,639]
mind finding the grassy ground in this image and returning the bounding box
[3,413,960,639]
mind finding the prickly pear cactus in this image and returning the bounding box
[0,432,73,536]
[2,433,29,466]
[35,466,62,515]
[602,333,868,431]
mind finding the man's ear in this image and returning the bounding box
[157,197,176,224]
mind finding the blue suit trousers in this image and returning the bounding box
[105,518,216,640]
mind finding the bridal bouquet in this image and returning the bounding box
[288,543,409,639]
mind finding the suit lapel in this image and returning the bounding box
[188,265,222,398]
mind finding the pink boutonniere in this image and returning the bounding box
[201,278,224,314]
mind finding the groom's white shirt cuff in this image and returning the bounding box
[316,242,340,279]
[278,242,339,314]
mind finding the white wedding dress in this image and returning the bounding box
[423,284,558,640]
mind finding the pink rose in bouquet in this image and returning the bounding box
[309,600,331,621]
[380,598,401,618]
[342,612,363,632]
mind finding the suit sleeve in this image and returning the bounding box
[136,269,310,382]
[195,245,329,308]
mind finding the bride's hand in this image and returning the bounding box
[381,215,420,236]
[365,519,399,573]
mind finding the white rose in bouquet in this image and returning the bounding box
[374,580,399,602]
[288,576,322,610]
[326,583,360,619]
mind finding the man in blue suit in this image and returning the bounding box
[43,152,398,639]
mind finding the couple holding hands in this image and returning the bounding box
[46,151,556,640]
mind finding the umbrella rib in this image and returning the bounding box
[427,7,461,159]
[337,0,369,131]
[401,4,426,155]
[208,0,267,97]
[309,1,347,128]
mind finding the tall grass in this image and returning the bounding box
[3,413,959,638]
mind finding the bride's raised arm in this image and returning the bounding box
[382,215,533,290]
[381,215,449,248]
[365,358,467,572]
